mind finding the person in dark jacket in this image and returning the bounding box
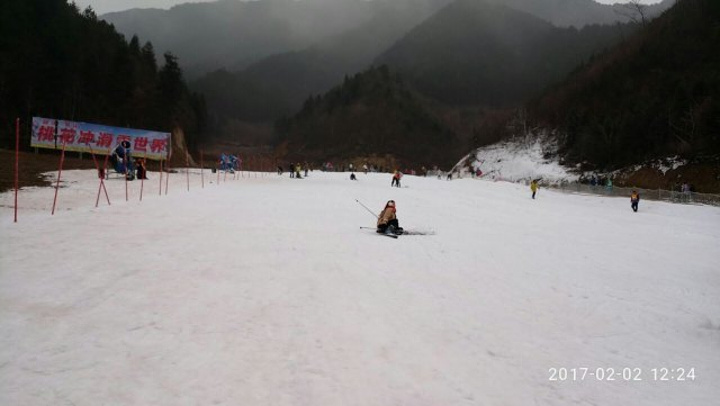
[377,200,403,235]
[135,159,148,180]
[630,191,640,212]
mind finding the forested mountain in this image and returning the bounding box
[194,0,652,142]
[375,0,639,107]
[0,0,207,151]
[529,0,720,168]
[275,66,457,167]
[106,0,666,136]
[191,0,449,128]
[102,0,382,77]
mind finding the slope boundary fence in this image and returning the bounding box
[546,182,720,207]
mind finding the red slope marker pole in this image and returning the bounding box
[165,163,170,195]
[159,159,163,196]
[14,118,19,223]
[89,145,111,207]
[140,153,147,202]
[51,139,67,215]
[101,147,111,206]
[125,161,129,202]
[165,153,171,195]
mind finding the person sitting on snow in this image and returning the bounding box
[112,140,135,179]
[377,200,403,235]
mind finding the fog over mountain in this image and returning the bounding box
[102,0,382,76]
[100,0,671,78]
[81,0,666,15]
[482,0,672,27]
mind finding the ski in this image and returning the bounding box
[401,230,435,236]
[359,226,433,237]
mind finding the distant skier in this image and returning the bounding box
[530,179,539,199]
[630,190,640,212]
[350,172,357,181]
[391,170,402,187]
[377,200,403,235]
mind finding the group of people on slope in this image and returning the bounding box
[373,179,642,238]
[111,140,148,181]
[529,179,641,212]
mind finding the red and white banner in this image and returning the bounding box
[31,117,171,160]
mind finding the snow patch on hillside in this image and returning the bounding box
[651,155,688,174]
[453,134,579,184]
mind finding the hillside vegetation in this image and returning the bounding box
[530,0,720,169]
[0,0,207,152]
[275,66,457,167]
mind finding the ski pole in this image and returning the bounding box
[355,199,378,219]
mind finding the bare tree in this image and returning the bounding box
[615,0,649,26]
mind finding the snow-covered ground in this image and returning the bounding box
[1,169,719,405]
[453,134,579,184]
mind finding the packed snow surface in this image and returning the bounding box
[1,169,719,405]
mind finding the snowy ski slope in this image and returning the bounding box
[1,169,718,405]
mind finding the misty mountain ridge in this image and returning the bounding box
[102,0,671,78]
[374,0,638,107]
[482,0,672,28]
[102,0,380,76]
[191,0,655,141]
[192,0,450,125]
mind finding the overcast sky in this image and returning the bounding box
[73,0,665,16]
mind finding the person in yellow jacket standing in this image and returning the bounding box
[530,179,539,199]
[377,200,403,235]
